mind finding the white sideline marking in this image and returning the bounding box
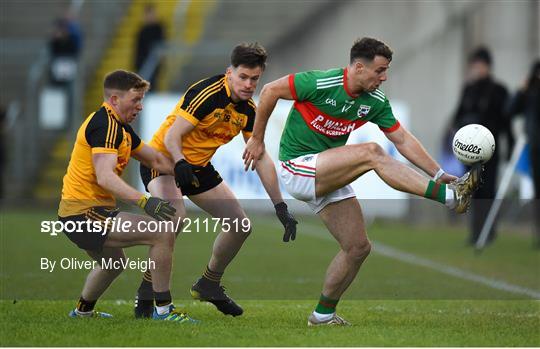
[300,226,540,299]
[372,242,540,299]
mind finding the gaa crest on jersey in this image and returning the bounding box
[357,105,371,118]
[232,116,243,127]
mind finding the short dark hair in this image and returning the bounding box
[230,42,267,70]
[469,46,492,66]
[350,37,393,64]
[104,70,150,92]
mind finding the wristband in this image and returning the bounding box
[137,194,149,208]
[433,168,445,181]
[275,202,287,211]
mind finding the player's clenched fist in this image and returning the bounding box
[138,195,176,221]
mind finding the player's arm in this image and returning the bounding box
[132,144,174,175]
[254,154,282,205]
[243,133,298,242]
[243,134,283,205]
[164,117,195,163]
[243,75,293,170]
[385,125,457,183]
[93,153,175,220]
[164,113,204,188]
[164,81,212,164]
[94,153,144,203]
[86,112,175,220]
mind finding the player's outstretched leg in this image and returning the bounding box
[315,143,482,213]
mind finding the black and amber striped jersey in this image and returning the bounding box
[58,102,144,217]
[148,74,256,166]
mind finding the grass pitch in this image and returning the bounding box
[1,299,538,346]
[1,208,539,346]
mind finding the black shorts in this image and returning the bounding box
[58,206,120,251]
[140,162,223,196]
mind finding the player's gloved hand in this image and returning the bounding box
[274,202,298,242]
[138,195,176,221]
[174,159,200,188]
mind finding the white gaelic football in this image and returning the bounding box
[452,124,495,165]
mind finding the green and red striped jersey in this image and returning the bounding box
[279,67,400,161]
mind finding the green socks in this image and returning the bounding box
[315,294,339,314]
[424,180,446,204]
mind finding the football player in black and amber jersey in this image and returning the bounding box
[59,70,198,323]
[137,43,297,318]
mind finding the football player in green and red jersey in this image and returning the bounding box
[243,37,482,326]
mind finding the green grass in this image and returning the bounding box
[1,209,539,346]
[1,300,538,346]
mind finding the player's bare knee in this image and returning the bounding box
[152,228,176,249]
[163,229,176,248]
[233,225,251,240]
[366,142,385,157]
[163,218,179,236]
[345,239,371,261]
[242,214,252,237]
[160,212,184,237]
[229,214,251,240]
[363,142,387,168]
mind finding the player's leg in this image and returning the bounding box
[187,181,250,316]
[105,211,196,322]
[307,198,368,326]
[67,208,177,318]
[147,175,187,228]
[82,247,127,299]
[102,211,175,289]
[315,142,480,212]
[75,212,192,322]
[70,247,125,318]
[134,173,186,318]
[316,142,431,196]
[319,199,370,298]
[190,182,250,273]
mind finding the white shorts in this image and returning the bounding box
[279,154,356,213]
